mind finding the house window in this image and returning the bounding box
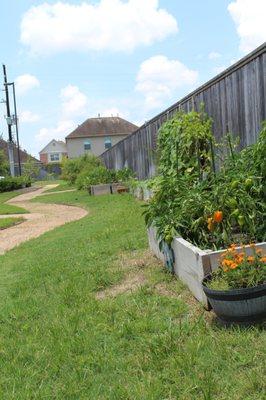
[84,140,91,151]
[50,153,60,161]
[104,138,112,149]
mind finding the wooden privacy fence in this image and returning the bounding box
[101,43,266,180]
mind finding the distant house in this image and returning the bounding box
[0,137,40,174]
[39,139,67,164]
[65,116,138,158]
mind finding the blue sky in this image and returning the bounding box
[0,0,265,157]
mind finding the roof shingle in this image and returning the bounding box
[66,116,138,139]
[0,138,40,163]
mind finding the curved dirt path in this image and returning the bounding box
[0,185,88,255]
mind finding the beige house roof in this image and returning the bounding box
[66,116,138,139]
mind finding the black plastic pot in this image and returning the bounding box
[202,276,266,325]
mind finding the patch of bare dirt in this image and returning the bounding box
[116,249,161,270]
[0,185,88,255]
[95,272,146,300]
[40,189,77,196]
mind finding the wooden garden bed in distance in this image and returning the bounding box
[90,183,128,196]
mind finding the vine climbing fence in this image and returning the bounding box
[101,43,266,179]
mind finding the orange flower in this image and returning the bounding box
[213,211,223,223]
[222,259,231,267]
[230,262,238,269]
[247,256,254,263]
[260,257,266,263]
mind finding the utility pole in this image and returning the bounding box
[11,82,21,175]
[2,64,15,176]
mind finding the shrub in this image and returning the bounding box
[115,168,135,182]
[76,165,114,190]
[62,153,134,190]
[61,154,102,184]
[23,157,40,179]
[0,176,31,193]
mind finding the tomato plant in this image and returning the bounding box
[144,115,266,250]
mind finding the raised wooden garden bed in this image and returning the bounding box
[90,184,112,196]
[148,226,266,309]
[90,183,128,196]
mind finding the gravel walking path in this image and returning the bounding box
[0,185,88,255]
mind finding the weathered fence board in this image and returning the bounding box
[101,43,266,179]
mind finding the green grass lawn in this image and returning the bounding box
[0,191,265,399]
[0,191,28,215]
[0,216,25,230]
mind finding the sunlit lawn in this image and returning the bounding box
[0,190,265,399]
[0,191,27,215]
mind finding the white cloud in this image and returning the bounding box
[228,0,266,53]
[60,85,88,117]
[20,0,178,55]
[135,55,198,109]
[15,74,40,95]
[208,51,221,60]
[19,110,40,123]
[36,120,76,145]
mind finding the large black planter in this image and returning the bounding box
[202,276,266,325]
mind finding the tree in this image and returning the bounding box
[23,156,39,179]
[0,149,9,176]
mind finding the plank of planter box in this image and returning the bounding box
[90,184,112,196]
[147,227,165,262]
[110,183,120,194]
[172,238,209,307]
[207,242,266,271]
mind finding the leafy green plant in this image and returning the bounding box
[62,153,134,189]
[61,154,102,183]
[115,167,134,182]
[76,165,114,189]
[144,113,266,250]
[157,108,213,179]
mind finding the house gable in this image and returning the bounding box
[39,140,67,155]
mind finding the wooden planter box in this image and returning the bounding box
[147,226,266,309]
[90,184,112,196]
[90,183,127,196]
